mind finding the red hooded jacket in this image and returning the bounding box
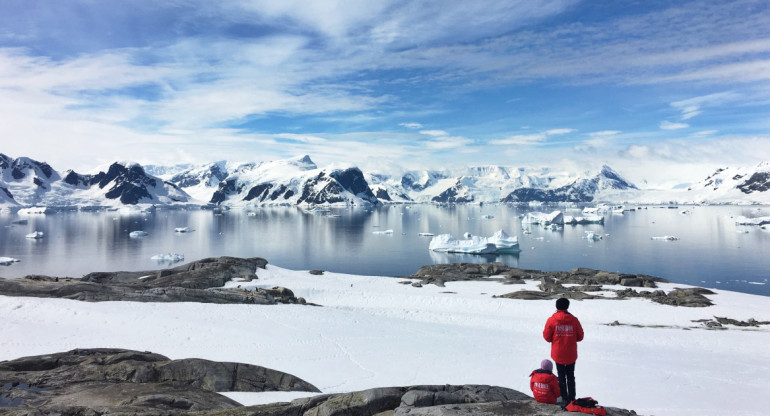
[543,310,584,365]
[529,369,560,404]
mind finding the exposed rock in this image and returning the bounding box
[408,263,716,308]
[0,257,307,305]
[309,270,325,275]
[0,348,319,414]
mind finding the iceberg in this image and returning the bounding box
[651,236,679,241]
[429,229,520,254]
[564,215,604,225]
[174,227,192,233]
[522,210,564,225]
[418,232,434,236]
[584,231,602,241]
[372,229,394,235]
[25,231,44,239]
[0,257,20,265]
[129,231,149,238]
[150,253,185,263]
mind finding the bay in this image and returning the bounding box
[0,205,768,296]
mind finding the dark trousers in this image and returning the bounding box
[555,362,576,403]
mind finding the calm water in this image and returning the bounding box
[1,205,768,296]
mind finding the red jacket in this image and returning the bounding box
[529,369,560,404]
[543,310,584,365]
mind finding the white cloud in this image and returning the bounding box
[545,128,575,135]
[660,121,689,130]
[489,133,546,145]
[399,122,423,129]
[423,136,473,150]
[420,129,449,137]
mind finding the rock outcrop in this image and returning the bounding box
[0,348,319,414]
[406,263,715,307]
[0,256,309,305]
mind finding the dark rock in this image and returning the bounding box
[0,257,312,305]
[0,348,319,414]
[309,270,325,275]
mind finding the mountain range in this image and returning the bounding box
[1,153,769,210]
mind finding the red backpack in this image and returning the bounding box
[565,397,607,416]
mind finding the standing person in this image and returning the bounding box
[543,297,584,405]
[529,359,560,404]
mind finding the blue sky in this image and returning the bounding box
[1,0,769,186]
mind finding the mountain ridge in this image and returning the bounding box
[1,153,769,209]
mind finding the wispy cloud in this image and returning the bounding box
[399,122,423,129]
[660,121,689,130]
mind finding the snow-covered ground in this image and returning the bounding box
[1,265,769,415]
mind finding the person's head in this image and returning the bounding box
[556,297,569,311]
[540,359,553,372]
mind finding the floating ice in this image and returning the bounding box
[0,257,20,265]
[174,227,191,233]
[129,231,149,238]
[584,231,602,240]
[150,253,185,263]
[429,229,520,254]
[522,210,564,225]
[481,214,494,219]
[463,232,472,238]
[11,219,28,225]
[651,236,679,241]
[25,231,44,239]
[418,232,434,236]
[564,215,604,225]
[372,229,394,235]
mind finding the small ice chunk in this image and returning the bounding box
[25,231,44,239]
[522,210,564,225]
[651,236,679,241]
[129,231,149,238]
[0,257,21,265]
[481,214,494,219]
[463,232,472,238]
[583,231,602,240]
[418,232,434,236]
[174,227,191,233]
[373,229,394,235]
[11,219,28,225]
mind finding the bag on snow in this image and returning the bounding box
[565,397,607,416]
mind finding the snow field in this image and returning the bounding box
[0,265,768,415]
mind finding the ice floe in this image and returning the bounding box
[372,229,394,235]
[25,231,44,239]
[522,210,564,225]
[583,231,602,241]
[651,236,679,241]
[129,231,149,238]
[0,257,20,265]
[734,216,770,226]
[174,227,192,233]
[564,215,604,225]
[429,229,520,254]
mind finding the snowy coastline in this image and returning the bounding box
[1,264,769,415]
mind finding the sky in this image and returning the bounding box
[1,0,769,187]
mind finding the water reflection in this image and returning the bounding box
[0,205,768,296]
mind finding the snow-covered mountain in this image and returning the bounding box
[0,154,193,208]
[2,152,770,209]
[683,162,770,204]
[367,164,637,204]
[202,155,379,207]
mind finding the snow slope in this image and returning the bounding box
[1,265,768,415]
